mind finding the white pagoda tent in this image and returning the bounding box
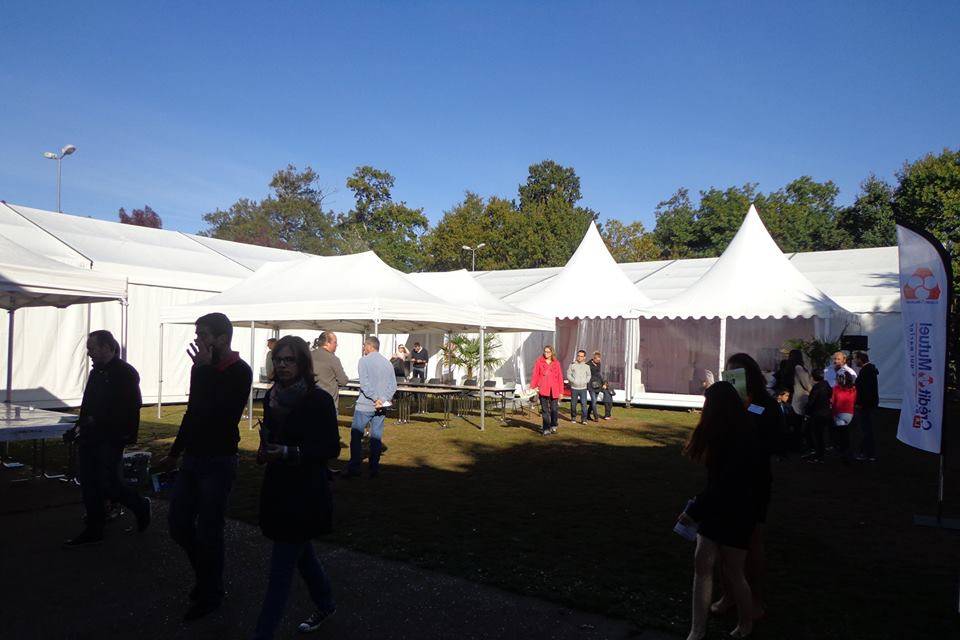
[634,205,852,403]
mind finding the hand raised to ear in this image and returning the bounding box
[187,341,212,366]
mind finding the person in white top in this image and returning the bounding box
[823,351,857,388]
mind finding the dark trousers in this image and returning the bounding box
[411,367,426,382]
[168,454,238,604]
[570,388,589,420]
[805,416,828,459]
[78,440,145,535]
[539,395,558,432]
[588,387,613,419]
[856,407,876,458]
[830,424,851,461]
[253,541,334,639]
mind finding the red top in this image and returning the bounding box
[530,357,564,399]
[831,385,857,416]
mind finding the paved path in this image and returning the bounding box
[0,478,673,640]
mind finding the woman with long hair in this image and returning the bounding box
[680,381,757,640]
[786,349,811,417]
[712,352,785,621]
[253,336,341,639]
[529,345,564,436]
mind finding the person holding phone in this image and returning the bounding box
[252,336,340,638]
[163,313,252,622]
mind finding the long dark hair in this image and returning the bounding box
[684,381,751,465]
[727,352,771,406]
[270,335,316,386]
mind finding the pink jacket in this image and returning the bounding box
[530,357,564,399]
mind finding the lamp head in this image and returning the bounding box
[61,145,77,156]
[461,245,471,251]
[476,243,486,249]
[43,152,58,159]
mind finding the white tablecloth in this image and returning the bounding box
[0,405,77,443]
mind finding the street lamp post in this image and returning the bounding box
[43,144,77,212]
[461,243,486,271]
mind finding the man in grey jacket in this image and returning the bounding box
[346,336,397,478]
[567,349,591,424]
[311,331,349,409]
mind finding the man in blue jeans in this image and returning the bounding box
[566,349,591,424]
[161,312,252,622]
[346,336,397,478]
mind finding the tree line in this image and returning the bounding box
[188,148,958,275]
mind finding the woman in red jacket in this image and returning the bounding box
[530,345,564,436]
[831,370,857,464]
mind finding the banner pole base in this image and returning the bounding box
[913,514,960,530]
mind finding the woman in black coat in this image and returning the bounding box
[253,336,341,639]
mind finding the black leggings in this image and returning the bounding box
[539,395,558,432]
[805,416,829,458]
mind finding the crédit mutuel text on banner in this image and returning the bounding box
[896,225,949,454]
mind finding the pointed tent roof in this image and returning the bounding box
[508,222,654,319]
[159,251,484,333]
[643,205,851,320]
[406,270,555,332]
[0,234,127,310]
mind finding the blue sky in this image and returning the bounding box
[1,1,957,233]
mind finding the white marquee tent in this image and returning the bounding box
[1,233,128,403]
[0,201,904,410]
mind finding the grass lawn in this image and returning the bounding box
[12,401,960,639]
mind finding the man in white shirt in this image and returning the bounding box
[823,351,857,388]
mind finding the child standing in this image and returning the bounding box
[831,371,857,464]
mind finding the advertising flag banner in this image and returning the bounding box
[896,225,950,454]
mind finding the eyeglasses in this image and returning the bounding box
[272,356,297,366]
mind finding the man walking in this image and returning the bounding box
[164,313,252,621]
[346,336,396,478]
[312,331,349,410]
[853,351,880,462]
[64,330,150,547]
[567,350,591,424]
[409,342,429,382]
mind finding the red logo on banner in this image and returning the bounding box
[903,267,941,301]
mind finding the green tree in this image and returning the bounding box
[601,219,659,262]
[518,159,582,208]
[758,177,845,252]
[200,165,339,252]
[695,184,760,255]
[339,166,429,272]
[118,205,162,228]
[837,175,896,247]
[893,147,960,248]
[652,188,698,258]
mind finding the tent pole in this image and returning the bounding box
[157,323,164,419]
[718,316,727,378]
[248,320,255,430]
[479,327,485,431]
[374,319,380,339]
[624,318,633,405]
[5,308,14,404]
[121,299,129,360]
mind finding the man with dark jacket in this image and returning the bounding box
[802,368,832,463]
[64,330,150,547]
[853,351,880,462]
[163,312,252,622]
[586,351,613,421]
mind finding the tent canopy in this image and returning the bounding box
[159,251,485,333]
[642,205,852,320]
[507,222,654,318]
[406,270,555,332]
[0,234,128,310]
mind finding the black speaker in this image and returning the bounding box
[840,335,868,351]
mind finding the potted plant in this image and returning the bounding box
[441,333,504,383]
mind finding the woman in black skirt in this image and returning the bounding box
[678,381,757,640]
[253,336,341,639]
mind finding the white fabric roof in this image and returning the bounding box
[406,270,555,332]
[0,234,127,310]
[642,205,851,320]
[507,223,654,318]
[160,251,484,333]
[787,246,900,313]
